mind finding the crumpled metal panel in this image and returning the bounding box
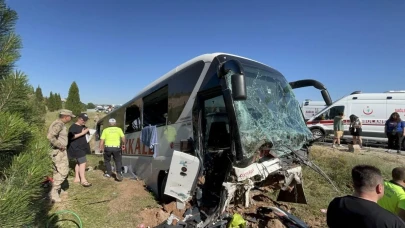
[226,65,313,158]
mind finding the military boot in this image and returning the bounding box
[60,189,68,195]
[50,188,61,203]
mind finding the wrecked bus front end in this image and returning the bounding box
[164,55,314,227]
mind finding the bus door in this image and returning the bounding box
[164,89,232,209]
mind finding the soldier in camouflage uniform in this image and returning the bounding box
[47,109,75,203]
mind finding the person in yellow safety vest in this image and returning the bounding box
[378,167,405,221]
[99,118,126,181]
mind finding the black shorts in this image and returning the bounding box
[350,128,362,136]
[75,156,87,164]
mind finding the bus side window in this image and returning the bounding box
[143,85,168,127]
[125,104,142,133]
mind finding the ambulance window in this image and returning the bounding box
[323,106,345,120]
[125,103,142,133]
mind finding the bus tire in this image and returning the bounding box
[159,174,174,204]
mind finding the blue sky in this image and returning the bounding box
[8,0,405,105]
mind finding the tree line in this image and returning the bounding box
[35,81,95,115]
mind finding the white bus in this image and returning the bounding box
[96,53,323,225]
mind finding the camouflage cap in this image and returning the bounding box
[59,109,76,117]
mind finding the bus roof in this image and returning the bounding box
[98,52,272,121]
[127,52,268,105]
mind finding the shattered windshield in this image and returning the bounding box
[226,64,313,158]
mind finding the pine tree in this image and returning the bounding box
[55,93,59,109]
[0,1,52,226]
[48,93,52,111]
[65,81,82,116]
[47,92,53,111]
[56,93,62,109]
[35,86,43,102]
[34,86,45,113]
[53,93,59,110]
[0,2,21,80]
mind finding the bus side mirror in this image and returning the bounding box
[218,59,247,101]
[231,73,247,101]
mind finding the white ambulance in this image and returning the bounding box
[306,90,405,148]
[301,99,326,121]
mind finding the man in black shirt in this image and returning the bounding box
[327,165,405,228]
[68,113,92,187]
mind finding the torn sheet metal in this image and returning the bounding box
[244,179,254,207]
[233,158,281,182]
[221,179,254,213]
[221,183,237,214]
[281,166,303,191]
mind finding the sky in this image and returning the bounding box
[7,0,405,105]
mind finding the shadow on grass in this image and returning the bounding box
[35,177,76,228]
[95,160,106,172]
[36,189,83,228]
[34,186,59,228]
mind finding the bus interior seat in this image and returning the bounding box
[207,122,230,149]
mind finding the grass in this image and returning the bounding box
[44,110,158,227]
[47,154,159,228]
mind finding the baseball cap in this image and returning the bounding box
[109,118,116,123]
[59,109,76,118]
[78,113,89,121]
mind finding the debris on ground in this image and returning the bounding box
[137,188,311,228]
[163,201,189,218]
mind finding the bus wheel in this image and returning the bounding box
[160,174,174,204]
[311,128,324,140]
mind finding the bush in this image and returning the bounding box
[87,102,96,109]
[0,73,51,227]
[0,122,52,227]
